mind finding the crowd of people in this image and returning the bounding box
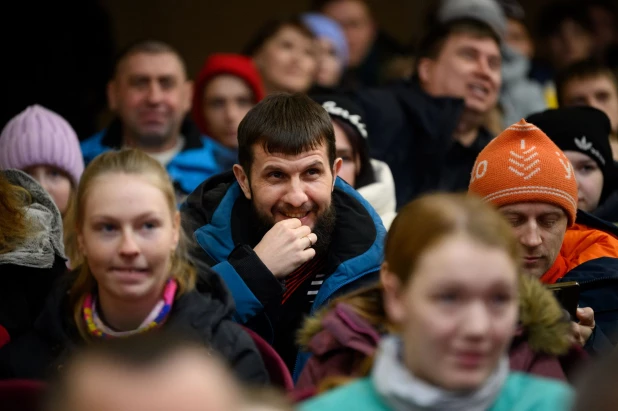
[2,0,618,410]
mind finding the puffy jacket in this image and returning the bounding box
[181,171,385,376]
[541,211,618,353]
[81,117,237,196]
[0,269,269,385]
[296,275,586,391]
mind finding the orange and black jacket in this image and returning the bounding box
[541,211,618,353]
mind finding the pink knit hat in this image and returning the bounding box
[0,105,84,185]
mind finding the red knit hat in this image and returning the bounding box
[468,119,578,226]
[191,53,265,136]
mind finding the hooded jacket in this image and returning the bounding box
[181,171,386,375]
[0,268,269,385]
[541,211,618,353]
[295,275,585,392]
[81,117,237,196]
[0,170,68,340]
[352,79,493,208]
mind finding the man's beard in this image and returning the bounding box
[251,202,337,258]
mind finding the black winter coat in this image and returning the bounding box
[352,79,493,208]
[0,269,269,385]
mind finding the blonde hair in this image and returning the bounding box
[0,173,32,254]
[67,149,196,340]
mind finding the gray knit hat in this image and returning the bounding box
[438,0,507,40]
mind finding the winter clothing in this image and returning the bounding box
[527,107,613,179]
[296,275,583,392]
[181,171,385,375]
[438,0,507,40]
[358,160,397,230]
[191,54,265,137]
[83,279,177,339]
[353,79,494,208]
[0,105,84,185]
[318,96,368,139]
[0,268,269,385]
[81,117,237,196]
[371,337,510,411]
[468,119,579,226]
[301,370,572,411]
[302,13,349,66]
[500,46,547,127]
[0,170,68,340]
[541,211,618,351]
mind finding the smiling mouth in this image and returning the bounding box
[282,211,310,219]
[468,83,489,98]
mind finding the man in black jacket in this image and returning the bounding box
[354,2,504,207]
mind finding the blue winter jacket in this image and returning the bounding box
[181,171,386,375]
[81,118,237,195]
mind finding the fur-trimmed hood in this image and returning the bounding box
[298,275,571,356]
[0,169,65,268]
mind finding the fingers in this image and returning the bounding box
[576,307,595,326]
[279,218,303,228]
[570,321,583,346]
[307,233,318,246]
[301,247,316,261]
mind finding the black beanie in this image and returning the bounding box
[312,95,369,141]
[527,106,613,175]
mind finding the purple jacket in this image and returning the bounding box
[296,277,587,391]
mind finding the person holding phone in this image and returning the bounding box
[469,119,618,354]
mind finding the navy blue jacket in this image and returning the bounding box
[181,171,385,375]
[557,211,618,354]
[352,79,493,208]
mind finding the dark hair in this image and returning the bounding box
[243,16,315,57]
[332,117,375,188]
[414,18,500,75]
[237,93,336,177]
[113,39,187,79]
[537,0,593,39]
[555,59,618,106]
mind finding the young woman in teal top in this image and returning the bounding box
[301,193,573,411]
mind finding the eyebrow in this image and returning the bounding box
[89,211,161,221]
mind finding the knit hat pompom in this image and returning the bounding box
[0,105,84,186]
[469,119,578,226]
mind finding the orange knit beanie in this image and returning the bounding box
[468,119,578,226]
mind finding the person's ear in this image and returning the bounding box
[381,262,406,325]
[233,164,252,200]
[416,57,434,87]
[332,157,343,190]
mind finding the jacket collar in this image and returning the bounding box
[101,116,203,151]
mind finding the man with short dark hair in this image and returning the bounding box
[354,0,503,207]
[556,59,618,160]
[182,93,385,375]
[81,40,237,198]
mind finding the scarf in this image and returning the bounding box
[83,278,177,339]
[372,336,509,411]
